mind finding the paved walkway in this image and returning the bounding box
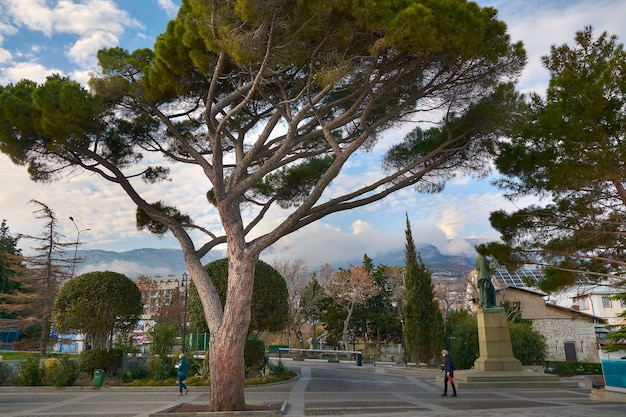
[0,359,624,416]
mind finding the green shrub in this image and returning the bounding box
[244,339,265,368]
[43,357,79,387]
[130,364,147,379]
[121,365,147,382]
[147,355,163,374]
[509,322,546,365]
[0,361,14,384]
[78,349,123,375]
[272,360,288,376]
[149,323,177,362]
[545,361,603,376]
[154,363,176,380]
[16,357,43,386]
[195,354,210,382]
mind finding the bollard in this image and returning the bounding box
[356,350,362,366]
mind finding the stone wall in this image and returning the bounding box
[532,318,599,362]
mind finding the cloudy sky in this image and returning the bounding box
[1,0,625,272]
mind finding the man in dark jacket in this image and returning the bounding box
[440,349,457,397]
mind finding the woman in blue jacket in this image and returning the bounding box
[176,352,189,396]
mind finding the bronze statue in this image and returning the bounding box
[476,254,497,308]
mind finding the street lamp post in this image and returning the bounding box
[69,217,90,279]
[392,300,408,367]
[180,273,189,353]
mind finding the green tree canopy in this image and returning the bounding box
[353,262,402,349]
[52,271,142,350]
[188,258,289,334]
[0,0,525,410]
[508,322,546,365]
[150,322,178,363]
[482,27,626,292]
[444,308,479,370]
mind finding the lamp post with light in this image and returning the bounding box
[69,217,90,279]
[180,273,189,353]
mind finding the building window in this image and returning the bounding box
[602,295,612,308]
[578,297,589,310]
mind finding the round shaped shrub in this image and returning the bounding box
[43,357,79,387]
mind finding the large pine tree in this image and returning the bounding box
[402,214,444,365]
[0,0,524,409]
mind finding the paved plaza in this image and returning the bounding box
[0,359,624,416]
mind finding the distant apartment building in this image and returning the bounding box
[571,283,626,326]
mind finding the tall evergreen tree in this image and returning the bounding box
[402,214,444,365]
[0,220,30,321]
[483,27,626,291]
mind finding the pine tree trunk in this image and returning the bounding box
[209,327,246,410]
[207,251,256,411]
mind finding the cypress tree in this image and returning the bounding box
[402,214,444,365]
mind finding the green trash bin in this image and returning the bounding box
[93,369,104,387]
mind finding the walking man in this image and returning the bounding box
[440,349,457,397]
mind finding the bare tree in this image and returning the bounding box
[271,258,310,348]
[20,200,74,355]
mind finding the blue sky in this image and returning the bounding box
[1,0,625,271]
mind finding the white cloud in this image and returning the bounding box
[66,31,119,66]
[0,48,11,64]
[351,220,371,236]
[263,221,404,267]
[6,0,56,36]
[5,0,141,69]
[157,0,179,17]
[482,0,626,94]
[0,61,62,84]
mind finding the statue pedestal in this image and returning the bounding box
[473,307,522,371]
[445,307,578,389]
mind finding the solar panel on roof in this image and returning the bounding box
[492,268,542,288]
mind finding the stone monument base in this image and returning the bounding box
[441,370,579,389]
[474,307,522,371]
[437,307,577,389]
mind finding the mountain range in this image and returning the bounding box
[74,242,476,280]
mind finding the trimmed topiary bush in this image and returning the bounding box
[78,349,123,375]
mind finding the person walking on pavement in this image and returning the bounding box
[440,349,457,397]
[175,352,189,396]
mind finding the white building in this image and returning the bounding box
[571,283,626,326]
